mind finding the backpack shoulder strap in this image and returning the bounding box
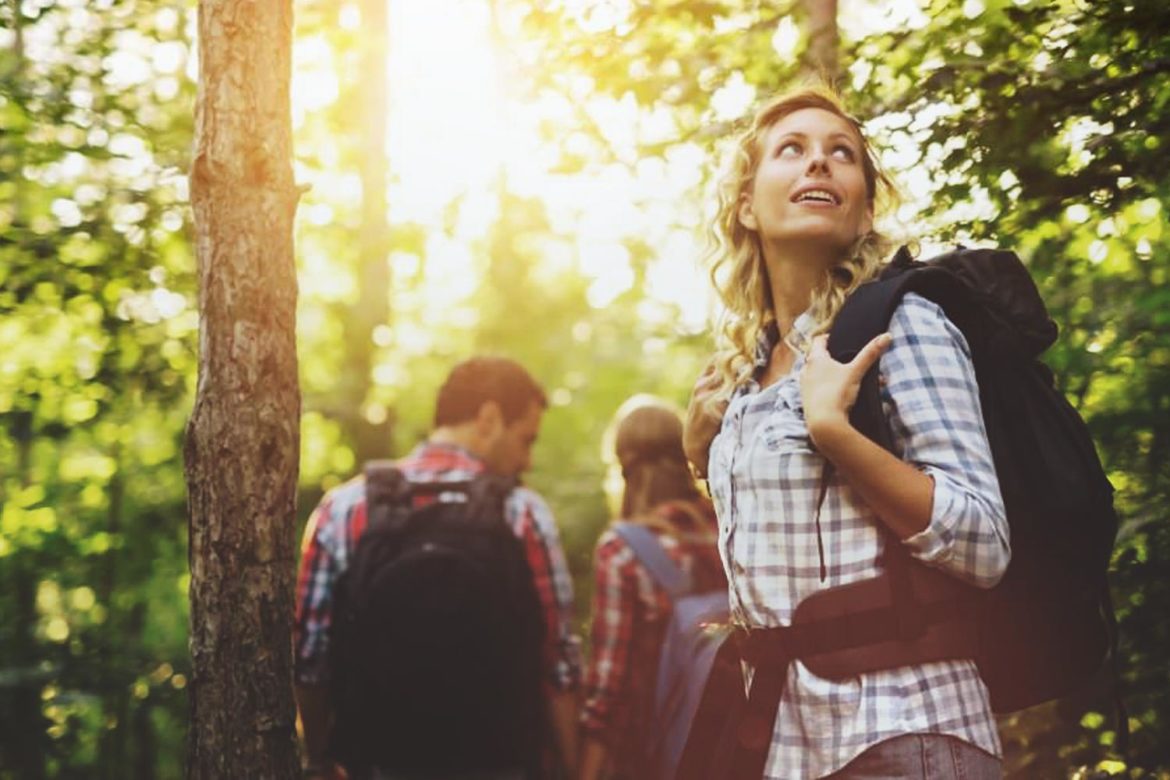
[828,245,979,451]
[466,472,518,527]
[828,250,920,452]
[363,460,412,529]
[612,522,691,600]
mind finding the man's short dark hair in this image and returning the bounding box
[434,357,548,428]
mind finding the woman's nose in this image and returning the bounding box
[806,149,830,174]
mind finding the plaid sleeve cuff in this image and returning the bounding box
[902,469,956,563]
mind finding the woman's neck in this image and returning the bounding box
[765,252,824,334]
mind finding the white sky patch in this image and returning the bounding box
[339,3,361,31]
[838,0,929,40]
[581,241,634,308]
[292,37,341,122]
[422,235,481,302]
[963,0,986,19]
[51,199,83,228]
[711,73,757,122]
[771,17,801,61]
[645,231,713,332]
[151,41,186,75]
[1061,116,1114,172]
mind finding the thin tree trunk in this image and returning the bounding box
[98,444,126,780]
[342,0,392,464]
[803,0,839,82]
[184,0,301,775]
[8,427,49,780]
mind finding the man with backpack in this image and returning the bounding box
[294,357,582,779]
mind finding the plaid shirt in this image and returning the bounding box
[294,441,582,692]
[707,293,1011,779]
[580,500,725,775]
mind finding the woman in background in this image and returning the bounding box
[579,397,725,780]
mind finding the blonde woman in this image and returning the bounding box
[682,88,1010,779]
[579,398,725,780]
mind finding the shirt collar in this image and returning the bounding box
[408,440,487,470]
[750,309,819,379]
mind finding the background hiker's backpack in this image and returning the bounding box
[327,462,547,777]
[613,521,730,780]
[822,245,1121,715]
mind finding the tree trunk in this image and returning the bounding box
[184,0,301,776]
[803,0,839,83]
[341,0,393,464]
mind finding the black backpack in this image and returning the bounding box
[326,462,547,778]
[824,245,1121,715]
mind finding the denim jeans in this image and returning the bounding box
[824,734,1002,780]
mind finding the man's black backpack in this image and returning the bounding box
[326,463,547,778]
[820,245,1121,716]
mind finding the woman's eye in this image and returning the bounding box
[777,141,801,157]
[832,145,857,161]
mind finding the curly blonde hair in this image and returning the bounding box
[706,87,899,409]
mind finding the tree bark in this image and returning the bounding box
[803,0,839,83]
[184,0,301,776]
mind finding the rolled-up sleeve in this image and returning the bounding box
[508,488,583,691]
[580,533,636,737]
[879,293,1010,588]
[294,498,341,684]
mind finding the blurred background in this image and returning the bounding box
[1,0,1168,776]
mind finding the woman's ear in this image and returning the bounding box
[737,192,758,231]
[860,204,874,238]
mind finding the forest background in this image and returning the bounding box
[1,0,1168,777]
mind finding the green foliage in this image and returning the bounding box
[0,0,195,776]
[3,0,1168,776]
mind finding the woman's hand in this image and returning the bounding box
[683,360,728,479]
[800,333,891,449]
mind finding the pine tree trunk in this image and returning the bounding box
[184,0,301,776]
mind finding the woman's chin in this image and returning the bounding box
[768,228,860,256]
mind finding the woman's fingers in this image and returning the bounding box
[685,361,728,477]
[847,333,893,382]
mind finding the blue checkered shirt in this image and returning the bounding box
[707,293,1011,779]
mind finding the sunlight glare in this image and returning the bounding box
[292,37,341,123]
[582,241,634,308]
[387,0,510,223]
[339,4,361,31]
[291,0,719,332]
